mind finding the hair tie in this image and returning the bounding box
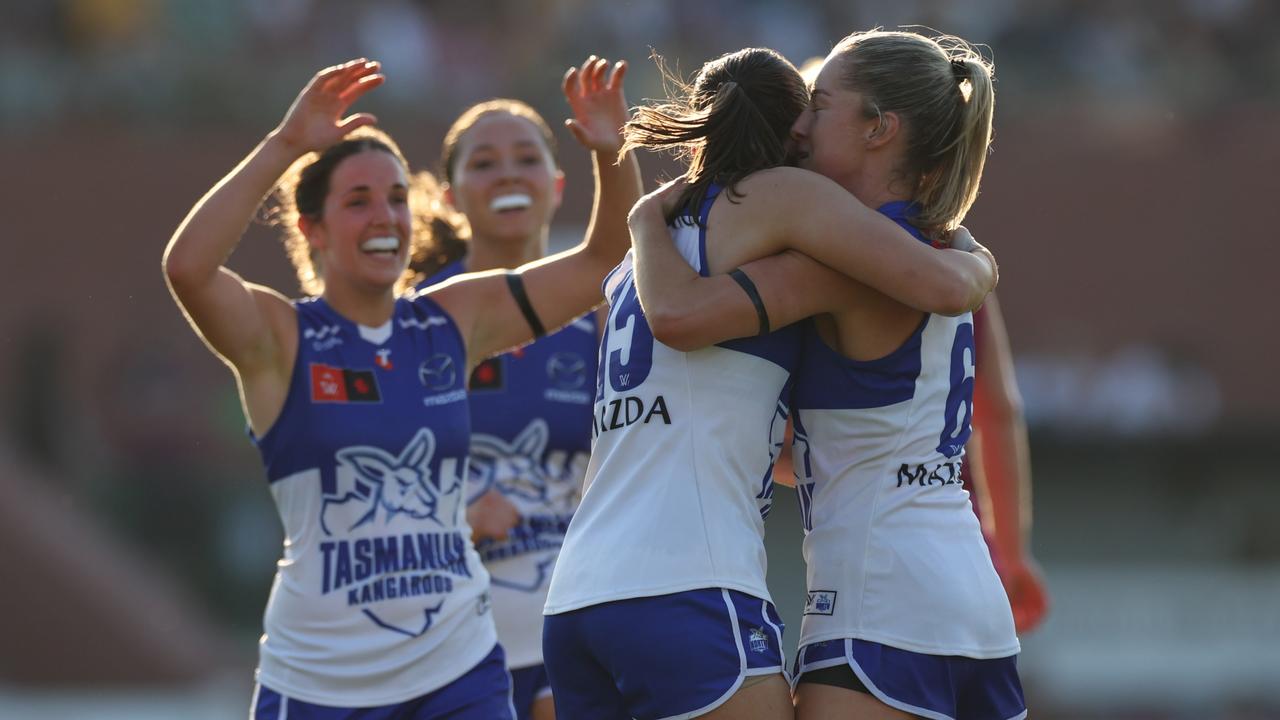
[950,58,968,80]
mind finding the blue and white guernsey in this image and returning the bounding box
[544,186,801,615]
[792,201,1019,659]
[420,262,597,670]
[252,294,495,707]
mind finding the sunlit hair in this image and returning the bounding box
[407,100,559,279]
[831,30,995,234]
[406,169,467,284]
[797,56,825,88]
[267,127,449,296]
[440,99,559,184]
[621,47,808,224]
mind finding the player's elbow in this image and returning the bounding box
[162,241,217,304]
[923,287,968,317]
[162,246,196,294]
[933,276,986,317]
[646,310,707,352]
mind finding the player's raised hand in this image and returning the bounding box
[563,56,631,155]
[274,59,385,154]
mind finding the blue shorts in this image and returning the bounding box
[543,588,785,720]
[794,638,1026,720]
[252,643,515,719]
[510,664,552,720]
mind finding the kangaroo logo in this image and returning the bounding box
[322,428,463,534]
[804,590,837,616]
[489,555,559,594]
[363,602,446,639]
[469,420,551,504]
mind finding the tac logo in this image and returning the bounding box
[804,590,837,616]
[469,420,552,504]
[375,348,393,371]
[418,354,457,391]
[749,627,770,654]
[547,352,587,390]
[320,428,465,535]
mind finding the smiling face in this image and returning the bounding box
[304,149,412,294]
[445,112,564,245]
[790,54,881,193]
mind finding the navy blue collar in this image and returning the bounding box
[876,200,922,222]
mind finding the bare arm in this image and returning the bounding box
[629,174,995,350]
[433,57,644,367]
[162,60,383,430]
[969,296,1050,633]
[771,420,796,489]
[737,167,996,315]
[630,193,856,350]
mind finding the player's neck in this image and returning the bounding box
[465,230,547,272]
[845,157,910,211]
[322,281,396,328]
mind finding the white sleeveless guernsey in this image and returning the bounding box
[792,201,1019,659]
[544,188,801,615]
[252,294,495,706]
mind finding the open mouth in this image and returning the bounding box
[490,193,533,213]
[360,236,401,256]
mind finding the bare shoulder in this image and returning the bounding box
[248,282,298,331]
[736,166,847,199]
[411,267,510,346]
[242,281,298,372]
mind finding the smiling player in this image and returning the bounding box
[415,57,641,720]
[162,58,636,719]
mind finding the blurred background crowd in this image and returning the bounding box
[1,0,1276,718]
[4,0,1280,127]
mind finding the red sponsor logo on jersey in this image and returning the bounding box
[310,363,382,403]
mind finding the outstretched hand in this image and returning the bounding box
[273,59,385,154]
[563,56,630,155]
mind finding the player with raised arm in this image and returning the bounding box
[162,59,634,719]
[415,58,641,720]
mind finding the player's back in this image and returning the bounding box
[545,186,800,614]
[791,202,1018,659]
